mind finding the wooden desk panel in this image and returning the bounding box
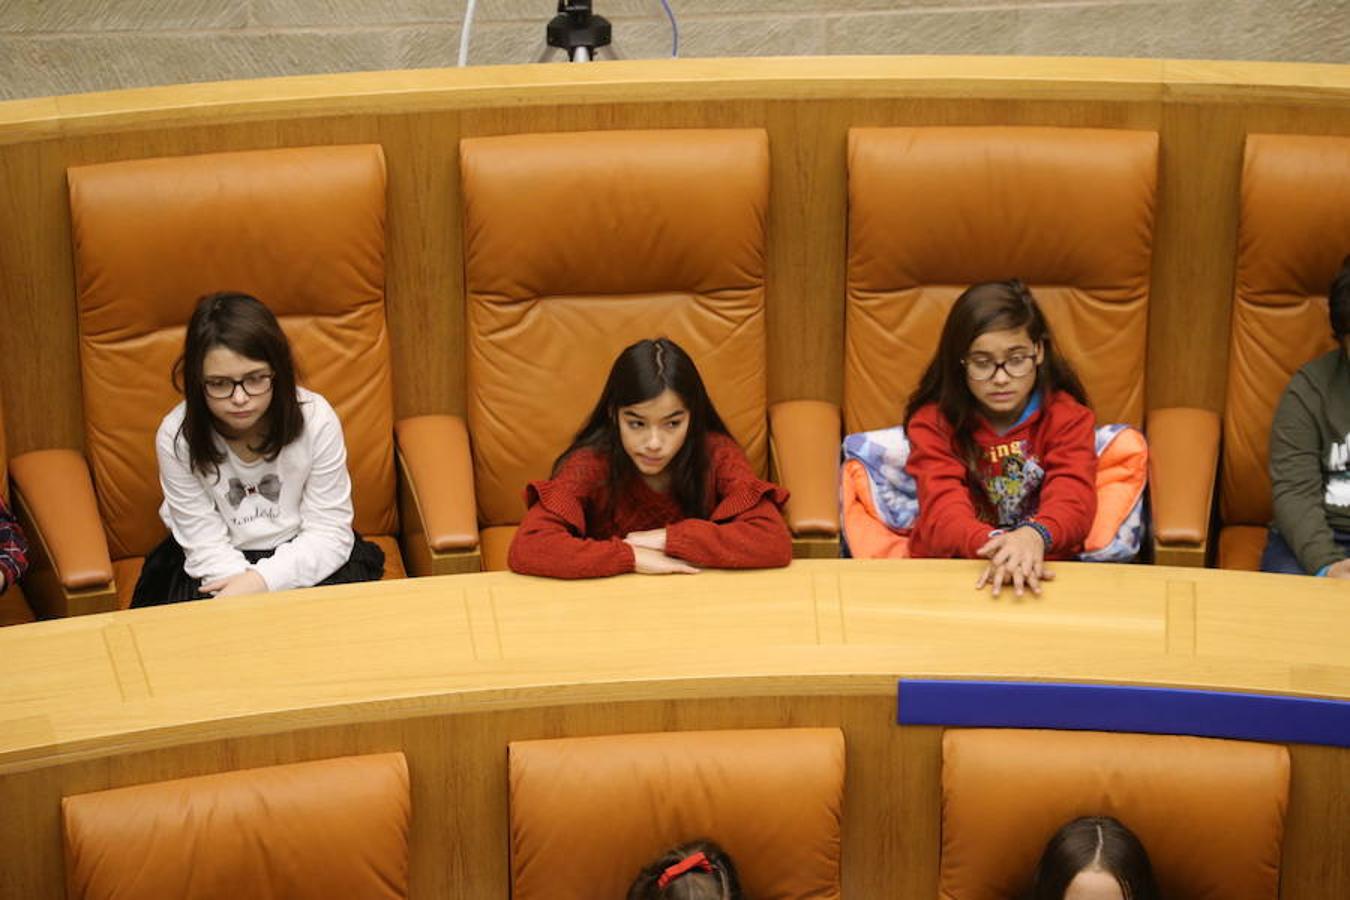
[837,563,1168,653]
[130,581,480,694]
[489,569,822,658]
[2,560,1347,764]
[1194,571,1350,668]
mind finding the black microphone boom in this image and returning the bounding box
[546,1,613,63]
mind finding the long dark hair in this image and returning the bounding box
[1030,816,1161,900]
[556,338,729,518]
[904,280,1089,477]
[626,839,743,900]
[173,291,304,477]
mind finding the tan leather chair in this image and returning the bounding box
[63,752,410,900]
[460,129,839,570]
[509,728,844,900]
[844,126,1217,565]
[940,729,1290,900]
[1217,134,1350,569]
[11,144,477,616]
[0,391,35,626]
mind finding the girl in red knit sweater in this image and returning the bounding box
[905,280,1097,597]
[508,338,792,578]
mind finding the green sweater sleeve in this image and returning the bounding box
[1269,373,1345,574]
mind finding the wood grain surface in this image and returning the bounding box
[0,559,1346,898]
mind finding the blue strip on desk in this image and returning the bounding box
[896,680,1350,748]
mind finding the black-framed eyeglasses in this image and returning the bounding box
[203,372,275,400]
[963,353,1037,382]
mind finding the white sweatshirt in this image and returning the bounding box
[156,387,356,592]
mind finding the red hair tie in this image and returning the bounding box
[657,851,713,889]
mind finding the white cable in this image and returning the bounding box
[457,0,478,66]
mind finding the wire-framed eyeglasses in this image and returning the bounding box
[203,372,275,399]
[963,353,1037,382]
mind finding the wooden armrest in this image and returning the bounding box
[768,400,842,549]
[10,449,117,617]
[395,415,480,577]
[1147,407,1220,567]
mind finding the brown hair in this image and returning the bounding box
[173,292,304,477]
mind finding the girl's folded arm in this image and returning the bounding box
[665,495,791,568]
[507,502,636,578]
[664,437,790,568]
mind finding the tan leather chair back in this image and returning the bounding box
[509,728,844,900]
[462,129,770,527]
[63,752,411,900]
[844,127,1157,434]
[940,729,1290,900]
[67,145,397,560]
[1222,133,1350,527]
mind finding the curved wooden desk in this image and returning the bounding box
[0,560,1345,898]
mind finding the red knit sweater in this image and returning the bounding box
[905,391,1097,560]
[507,433,792,578]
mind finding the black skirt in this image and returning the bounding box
[130,532,386,608]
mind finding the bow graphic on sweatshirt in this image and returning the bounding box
[225,475,282,508]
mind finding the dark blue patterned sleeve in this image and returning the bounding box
[0,497,29,593]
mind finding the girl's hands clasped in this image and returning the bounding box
[623,528,667,553]
[201,569,269,597]
[624,529,700,575]
[975,527,1054,597]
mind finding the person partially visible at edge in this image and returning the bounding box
[1264,254,1350,577]
[1028,815,1161,900]
[0,495,29,597]
[627,839,744,900]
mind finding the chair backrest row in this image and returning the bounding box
[53,129,1350,577]
[58,727,1289,900]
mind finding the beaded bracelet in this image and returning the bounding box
[1024,520,1053,550]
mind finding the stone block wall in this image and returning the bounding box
[1,0,1347,101]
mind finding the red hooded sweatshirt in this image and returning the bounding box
[905,391,1097,560]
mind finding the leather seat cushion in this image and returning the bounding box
[1218,525,1268,571]
[0,584,35,626]
[479,526,517,573]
